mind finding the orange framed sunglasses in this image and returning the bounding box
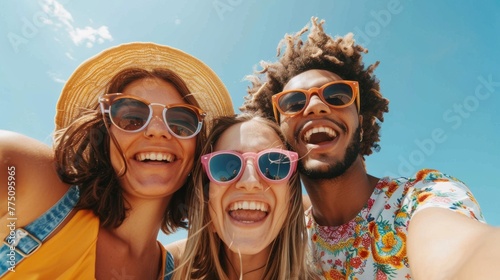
[271,80,360,121]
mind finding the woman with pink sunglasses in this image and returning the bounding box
[171,114,314,280]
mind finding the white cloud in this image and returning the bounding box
[53,77,66,83]
[70,26,112,48]
[65,52,75,60]
[41,0,73,29]
[39,0,113,47]
[47,71,66,83]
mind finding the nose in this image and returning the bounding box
[143,108,173,139]
[302,93,331,117]
[234,160,264,191]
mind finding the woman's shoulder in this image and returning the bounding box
[164,238,187,267]
[0,130,70,233]
[0,130,55,169]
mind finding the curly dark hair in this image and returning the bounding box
[54,68,205,234]
[240,17,389,156]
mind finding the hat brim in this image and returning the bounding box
[55,42,234,130]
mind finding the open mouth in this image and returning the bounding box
[303,126,337,144]
[228,201,269,223]
[135,152,175,163]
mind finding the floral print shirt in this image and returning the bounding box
[306,169,485,280]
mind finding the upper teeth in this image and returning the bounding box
[136,152,174,162]
[304,126,337,142]
[229,201,269,212]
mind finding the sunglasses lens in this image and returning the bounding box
[323,83,354,106]
[208,153,242,183]
[165,107,200,137]
[258,152,292,181]
[277,91,307,114]
[276,82,355,115]
[110,98,150,131]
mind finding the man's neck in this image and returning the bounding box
[302,157,379,226]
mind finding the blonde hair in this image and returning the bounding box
[173,113,313,279]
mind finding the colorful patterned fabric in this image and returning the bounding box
[306,169,485,280]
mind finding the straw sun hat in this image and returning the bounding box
[55,42,234,131]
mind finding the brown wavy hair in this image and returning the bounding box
[174,113,314,280]
[54,68,205,234]
[240,17,389,156]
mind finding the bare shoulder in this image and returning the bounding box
[164,238,187,265]
[0,130,54,164]
[407,208,493,279]
[0,130,69,236]
[0,130,64,187]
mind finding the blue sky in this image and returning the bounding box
[1,1,499,245]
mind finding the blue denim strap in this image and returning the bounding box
[164,250,174,280]
[0,185,79,277]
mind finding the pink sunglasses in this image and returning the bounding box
[201,148,298,185]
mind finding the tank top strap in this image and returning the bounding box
[0,185,79,277]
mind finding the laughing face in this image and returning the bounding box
[208,119,289,257]
[109,77,196,200]
[279,69,362,179]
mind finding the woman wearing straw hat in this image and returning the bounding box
[0,42,233,279]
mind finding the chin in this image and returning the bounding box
[131,182,182,197]
[300,133,361,179]
[226,242,267,256]
[299,158,350,179]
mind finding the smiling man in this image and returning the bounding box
[241,17,500,279]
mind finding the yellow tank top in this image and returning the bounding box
[3,209,98,279]
[3,210,171,279]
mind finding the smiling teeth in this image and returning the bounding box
[304,126,337,142]
[136,152,174,162]
[229,201,269,212]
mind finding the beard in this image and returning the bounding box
[298,124,361,179]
